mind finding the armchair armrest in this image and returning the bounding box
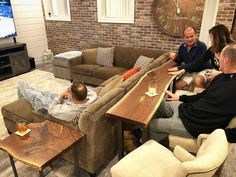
[169,135,198,153]
[174,145,196,162]
[196,134,209,149]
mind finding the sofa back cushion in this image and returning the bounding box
[98,75,123,97]
[114,46,164,69]
[82,48,97,64]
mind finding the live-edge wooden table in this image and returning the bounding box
[0,120,84,177]
[106,60,176,159]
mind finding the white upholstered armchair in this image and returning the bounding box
[110,129,228,177]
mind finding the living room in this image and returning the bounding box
[0,0,236,177]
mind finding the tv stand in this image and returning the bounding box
[0,43,30,81]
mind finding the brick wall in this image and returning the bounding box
[44,0,236,55]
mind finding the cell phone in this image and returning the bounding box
[38,108,48,116]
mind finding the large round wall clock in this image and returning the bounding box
[155,0,205,37]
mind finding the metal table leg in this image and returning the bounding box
[39,170,44,177]
[9,155,18,177]
[73,142,80,177]
[118,120,124,160]
[141,127,149,143]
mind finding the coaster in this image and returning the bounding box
[15,129,31,136]
[145,92,158,97]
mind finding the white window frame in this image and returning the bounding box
[97,0,135,24]
[42,0,71,21]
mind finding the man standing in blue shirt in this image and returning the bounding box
[168,27,209,90]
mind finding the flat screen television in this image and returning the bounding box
[0,0,17,39]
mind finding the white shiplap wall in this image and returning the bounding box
[0,0,48,65]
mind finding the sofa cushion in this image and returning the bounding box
[96,47,114,67]
[70,64,102,76]
[99,75,123,97]
[82,48,97,64]
[134,55,154,68]
[94,67,127,80]
[122,67,141,80]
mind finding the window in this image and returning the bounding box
[42,0,71,21]
[97,0,135,23]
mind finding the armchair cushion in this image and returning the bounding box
[111,140,186,177]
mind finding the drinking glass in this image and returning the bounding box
[16,119,28,133]
[148,81,157,94]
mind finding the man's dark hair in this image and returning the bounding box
[70,81,87,101]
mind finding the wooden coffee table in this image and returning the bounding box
[0,120,84,177]
[106,60,176,159]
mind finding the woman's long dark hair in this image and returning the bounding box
[209,24,234,53]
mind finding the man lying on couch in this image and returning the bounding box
[17,81,97,122]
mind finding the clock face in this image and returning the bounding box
[155,0,205,37]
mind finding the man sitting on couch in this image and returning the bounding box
[17,81,97,122]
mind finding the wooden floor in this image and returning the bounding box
[36,62,54,73]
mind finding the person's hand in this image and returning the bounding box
[168,69,185,76]
[169,52,177,60]
[205,70,222,80]
[168,66,179,72]
[165,90,179,101]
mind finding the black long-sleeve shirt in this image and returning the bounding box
[184,49,220,73]
[179,73,236,137]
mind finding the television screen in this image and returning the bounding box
[0,0,17,39]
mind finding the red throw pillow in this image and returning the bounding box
[122,67,141,80]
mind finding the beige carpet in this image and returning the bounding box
[0,69,71,139]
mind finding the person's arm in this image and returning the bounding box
[165,89,206,103]
[183,49,213,73]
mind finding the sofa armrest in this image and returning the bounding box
[68,55,83,66]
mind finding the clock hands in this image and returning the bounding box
[173,0,181,15]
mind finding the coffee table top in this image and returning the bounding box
[106,60,176,127]
[0,120,84,170]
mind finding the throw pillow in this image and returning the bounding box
[134,55,154,69]
[96,47,114,67]
[99,75,123,97]
[122,67,141,80]
[82,48,97,64]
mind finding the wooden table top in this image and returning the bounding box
[0,120,84,170]
[106,60,176,127]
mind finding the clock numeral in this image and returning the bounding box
[173,26,179,34]
[158,15,166,24]
[191,16,201,26]
[163,22,171,31]
[196,6,204,11]
[156,7,164,13]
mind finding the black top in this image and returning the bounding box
[179,73,236,137]
[184,48,220,73]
